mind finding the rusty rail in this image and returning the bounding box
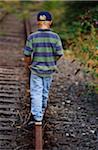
[24,17,43,150]
[35,123,43,150]
[24,18,32,43]
[0,9,8,22]
[0,11,43,149]
[0,13,31,149]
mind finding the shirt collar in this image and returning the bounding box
[38,28,51,31]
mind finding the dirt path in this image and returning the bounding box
[43,57,98,150]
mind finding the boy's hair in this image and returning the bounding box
[37,21,52,27]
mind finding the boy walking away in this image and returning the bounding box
[24,11,64,126]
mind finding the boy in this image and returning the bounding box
[24,11,63,125]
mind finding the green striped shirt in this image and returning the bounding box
[24,29,63,76]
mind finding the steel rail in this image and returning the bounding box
[24,17,43,150]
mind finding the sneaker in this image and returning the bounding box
[23,113,35,129]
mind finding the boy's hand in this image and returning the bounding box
[24,56,31,68]
[24,56,31,75]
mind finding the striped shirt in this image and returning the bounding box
[24,29,63,76]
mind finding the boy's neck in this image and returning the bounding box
[39,26,50,30]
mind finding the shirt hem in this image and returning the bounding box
[30,69,54,77]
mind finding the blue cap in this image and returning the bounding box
[37,11,52,21]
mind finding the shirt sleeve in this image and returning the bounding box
[55,35,64,56]
[23,36,33,56]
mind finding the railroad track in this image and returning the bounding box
[0,12,31,149]
[0,67,21,149]
[0,10,98,150]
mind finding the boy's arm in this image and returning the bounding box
[55,35,64,61]
[23,36,33,69]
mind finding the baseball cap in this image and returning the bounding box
[37,11,52,21]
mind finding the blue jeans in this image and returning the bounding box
[30,73,52,121]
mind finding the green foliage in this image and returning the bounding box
[43,1,98,41]
[0,1,42,19]
[43,1,65,36]
[42,1,98,92]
